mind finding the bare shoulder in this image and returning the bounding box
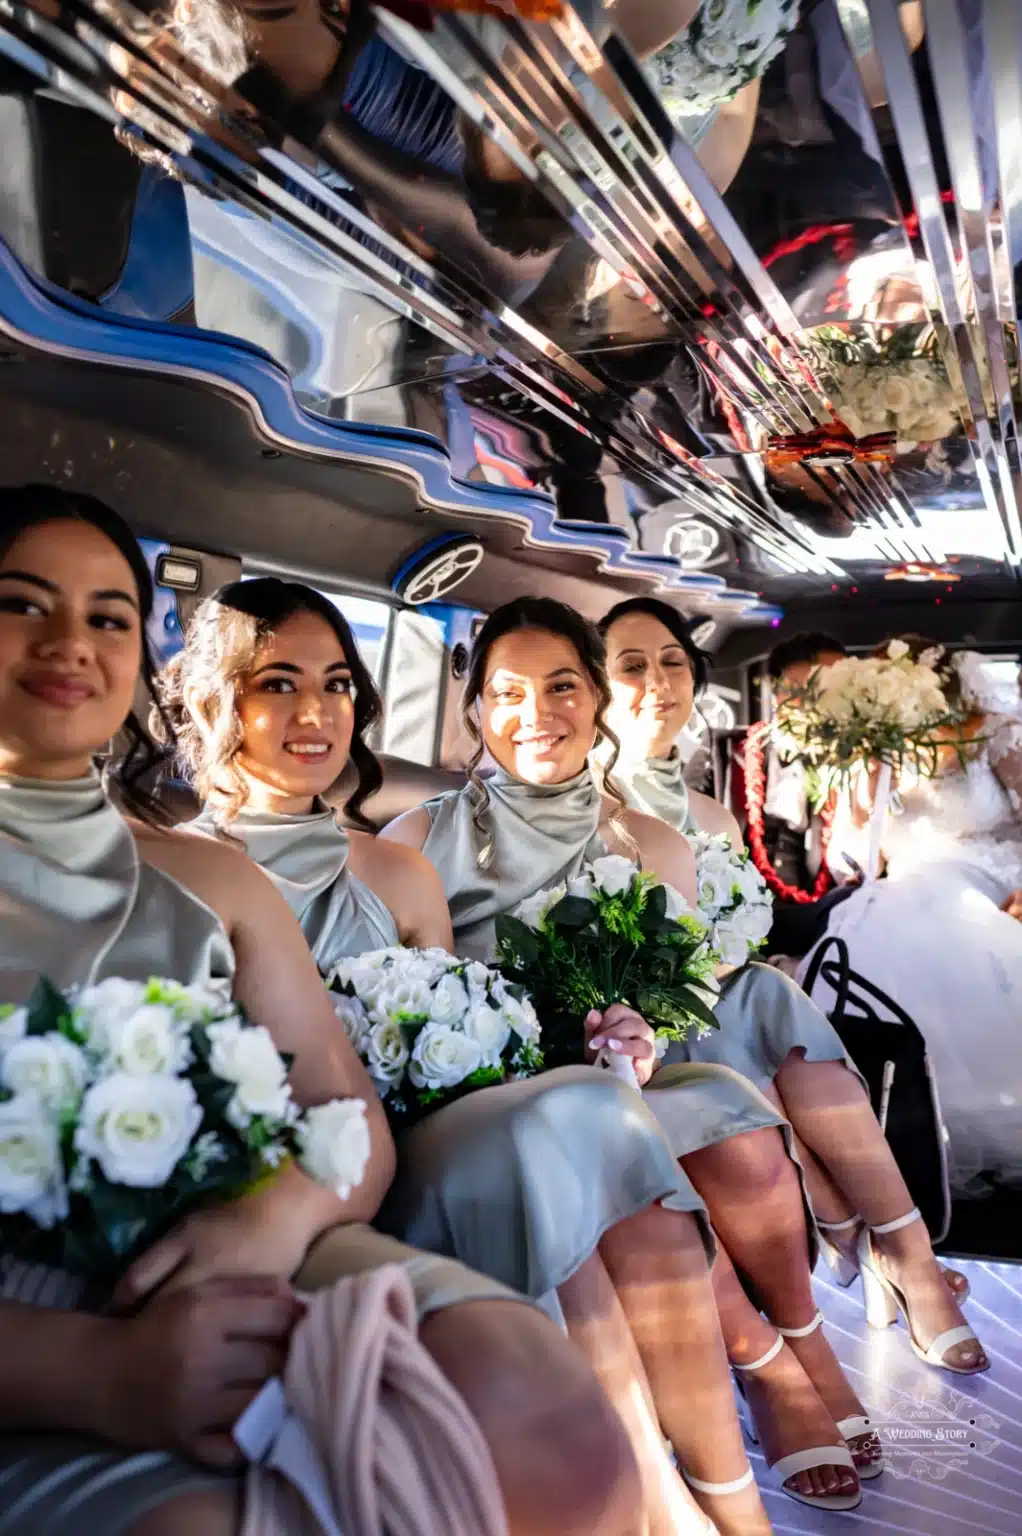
[603,806,696,891]
[379,805,432,851]
[688,789,744,848]
[130,820,279,925]
[349,828,437,887]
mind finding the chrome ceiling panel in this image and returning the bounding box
[0,0,1019,633]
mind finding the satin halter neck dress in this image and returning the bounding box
[611,752,865,1095]
[0,776,512,1536]
[415,769,819,1281]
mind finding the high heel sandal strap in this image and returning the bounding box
[771,1444,856,1483]
[817,1215,861,1232]
[921,1324,981,1363]
[837,1415,873,1440]
[776,1309,824,1339]
[733,1333,784,1373]
[683,1465,756,1497]
[871,1207,921,1236]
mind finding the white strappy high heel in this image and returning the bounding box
[733,1332,862,1511]
[776,1310,884,1480]
[818,1208,971,1302]
[858,1211,987,1375]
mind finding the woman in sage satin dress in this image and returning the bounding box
[599,596,987,1382]
[384,596,902,1510]
[0,486,643,1536]
[160,577,801,1533]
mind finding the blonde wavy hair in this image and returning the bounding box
[153,577,382,826]
[460,598,635,868]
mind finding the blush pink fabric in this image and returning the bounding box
[242,1264,509,1536]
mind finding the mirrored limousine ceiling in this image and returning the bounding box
[2,0,1021,666]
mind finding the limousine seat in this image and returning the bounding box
[147,753,466,830]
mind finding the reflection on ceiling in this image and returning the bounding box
[0,0,1020,639]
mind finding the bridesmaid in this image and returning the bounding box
[0,485,644,1536]
[383,594,889,1498]
[599,595,986,1378]
[159,576,789,1534]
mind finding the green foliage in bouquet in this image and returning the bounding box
[494,856,719,1072]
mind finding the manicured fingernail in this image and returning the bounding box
[608,1039,623,1052]
[590,1036,605,1049]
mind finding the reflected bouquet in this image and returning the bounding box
[778,639,965,785]
[688,831,773,966]
[495,855,719,1072]
[327,948,543,1129]
[0,977,370,1282]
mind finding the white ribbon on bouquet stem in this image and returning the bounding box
[867,762,893,882]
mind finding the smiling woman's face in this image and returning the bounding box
[604,611,695,759]
[0,518,142,780]
[479,627,599,786]
[234,609,355,813]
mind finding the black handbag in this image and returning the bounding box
[801,935,951,1243]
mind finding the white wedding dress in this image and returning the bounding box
[798,715,1022,1195]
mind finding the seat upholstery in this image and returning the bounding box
[148,754,465,830]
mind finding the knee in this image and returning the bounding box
[683,1126,793,1198]
[420,1298,640,1536]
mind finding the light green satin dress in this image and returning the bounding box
[611,751,867,1092]
[198,798,716,1303]
[420,767,818,1268]
[0,775,508,1536]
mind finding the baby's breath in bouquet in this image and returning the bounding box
[495,855,719,1073]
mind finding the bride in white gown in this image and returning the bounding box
[799,648,1022,1196]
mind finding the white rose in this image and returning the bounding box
[331,994,369,1048]
[514,884,567,932]
[887,639,910,661]
[464,961,493,1005]
[208,1021,292,1126]
[408,1025,483,1092]
[731,902,774,946]
[429,973,469,1029]
[697,868,734,915]
[363,1017,410,1089]
[463,1004,511,1069]
[567,872,596,901]
[590,855,638,897]
[695,28,741,70]
[0,1006,28,1052]
[499,992,541,1045]
[75,1072,202,1188]
[0,1092,67,1226]
[737,862,768,904]
[73,978,149,1052]
[1,1033,88,1113]
[712,921,751,967]
[371,980,433,1026]
[103,1004,191,1077]
[297,1098,371,1201]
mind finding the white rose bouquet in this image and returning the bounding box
[326,948,543,1129]
[688,831,774,966]
[0,976,370,1282]
[778,639,966,786]
[649,0,801,119]
[495,856,720,1072]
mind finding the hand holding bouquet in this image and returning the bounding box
[0,977,370,1286]
[689,831,773,966]
[495,855,719,1074]
[327,947,543,1129]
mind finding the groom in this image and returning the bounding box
[739,632,854,957]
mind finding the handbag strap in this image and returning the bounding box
[802,934,926,1044]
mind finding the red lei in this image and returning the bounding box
[744,723,834,905]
